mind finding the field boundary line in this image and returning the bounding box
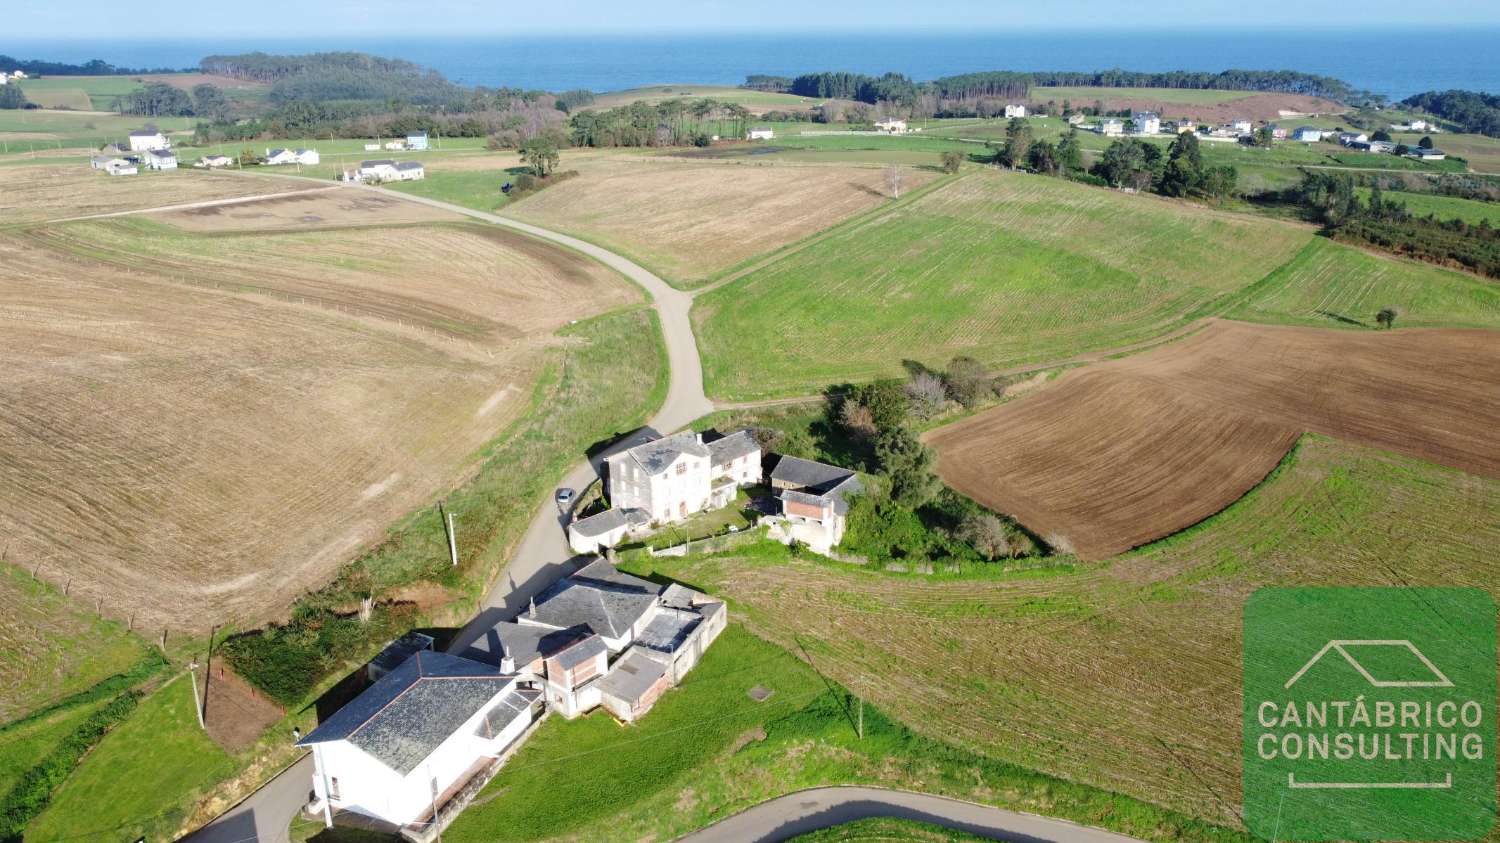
[42,185,341,224]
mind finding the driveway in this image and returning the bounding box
[676,786,1151,843]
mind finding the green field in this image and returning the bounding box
[1030,86,1260,106]
[694,168,1312,400]
[0,565,149,723]
[29,675,236,843]
[16,75,145,110]
[632,434,1500,831]
[447,621,1241,843]
[0,109,197,151]
[1355,187,1500,225]
[0,701,106,795]
[1228,237,1500,330]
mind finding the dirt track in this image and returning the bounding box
[929,320,1500,558]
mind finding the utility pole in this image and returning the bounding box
[187,661,205,730]
[440,502,458,567]
[857,695,864,740]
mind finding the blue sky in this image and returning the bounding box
[6,0,1498,38]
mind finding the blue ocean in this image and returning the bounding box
[5,28,1497,100]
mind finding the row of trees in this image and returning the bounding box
[0,54,181,76]
[747,67,1361,108]
[567,99,752,147]
[1298,171,1500,277]
[0,85,28,110]
[1091,132,1237,199]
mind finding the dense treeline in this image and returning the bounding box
[1401,90,1500,137]
[749,67,1360,107]
[0,84,28,109]
[1086,131,1237,199]
[0,54,182,75]
[1299,171,1500,277]
[569,99,751,147]
[192,93,565,145]
[200,51,466,108]
[118,82,194,116]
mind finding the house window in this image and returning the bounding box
[329,777,340,800]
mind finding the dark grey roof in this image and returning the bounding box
[268,148,288,156]
[370,631,434,675]
[526,560,660,639]
[570,507,648,538]
[295,148,313,155]
[298,651,511,775]
[395,161,424,170]
[660,582,702,610]
[407,131,428,137]
[706,429,759,467]
[779,471,861,515]
[597,648,669,703]
[360,159,396,168]
[476,687,540,739]
[636,608,701,656]
[129,130,161,137]
[622,430,710,476]
[459,621,590,668]
[550,634,607,670]
[771,456,857,495]
[149,149,175,158]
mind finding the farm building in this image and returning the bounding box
[1099,118,1124,136]
[567,506,650,555]
[144,149,177,170]
[1265,123,1288,140]
[1407,146,1446,160]
[747,127,775,140]
[1067,113,1086,125]
[354,160,425,182]
[874,118,908,134]
[1172,120,1197,133]
[384,140,407,150]
[91,155,136,176]
[596,648,673,724]
[764,455,862,553]
[297,651,543,831]
[1004,104,1027,118]
[1292,126,1323,142]
[540,632,608,718]
[264,148,319,166]
[394,161,425,180]
[1337,131,1368,145]
[127,130,167,152]
[195,154,234,168]
[406,131,430,150]
[1230,119,1253,135]
[1132,111,1161,135]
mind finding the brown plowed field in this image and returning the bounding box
[929,320,1500,558]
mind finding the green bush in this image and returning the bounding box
[0,691,140,840]
[222,602,417,706]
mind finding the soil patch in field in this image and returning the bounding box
[929,319,1500,557]
[155,188,462,232]
[0,163,293,224]
[203,661,282,753]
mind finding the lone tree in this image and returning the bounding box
[1419,135,1434,149]
[519,135,560,177]
[885,164,905,198]
[940,150,964,174]
[1376,307,1399,329]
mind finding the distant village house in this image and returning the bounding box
[747,127,775,140]
[127,130,168,152]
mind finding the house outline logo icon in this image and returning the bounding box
[1284,639,1454,690]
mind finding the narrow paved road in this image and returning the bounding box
[676,786,1150,843]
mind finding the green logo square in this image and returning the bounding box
[1244,588,1496,840]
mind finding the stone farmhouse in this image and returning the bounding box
[568,429,761,554]
[302,559,726,839]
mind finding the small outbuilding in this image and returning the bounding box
[596,647,673,724]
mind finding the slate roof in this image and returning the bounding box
[660,582,703,610]
[597,648,670,703]
[360,159,396,168]
[705,429,759,467]
[636,608,702,656]
[298,651,513,776]
[525,559,661,639]
[395,161,424,171]
[267,148,288,157]
[569,507,648,538]
[771,456,857,495]
[149,149,175,158]
[550,634,607,670]
[369,631,434,676]
[129,130,161,137]
[459,621,590,669]
[620,430,710,476]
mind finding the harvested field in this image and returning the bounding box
[152,188,462,232]
[697,168,1312,400]
[0,217,636,628]
[501,155,937,285]
[0,163,295,225]
[640,434,1500,829]
[928,319,1500,557]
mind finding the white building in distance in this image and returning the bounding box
[127,130,168,152]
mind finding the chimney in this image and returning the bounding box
[528,597,537,619]
[499,638,516,675]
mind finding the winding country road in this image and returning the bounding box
[677,786,1149,843]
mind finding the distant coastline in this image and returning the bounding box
[5,27,1498,99]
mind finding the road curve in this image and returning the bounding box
[675,786,1151,843]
